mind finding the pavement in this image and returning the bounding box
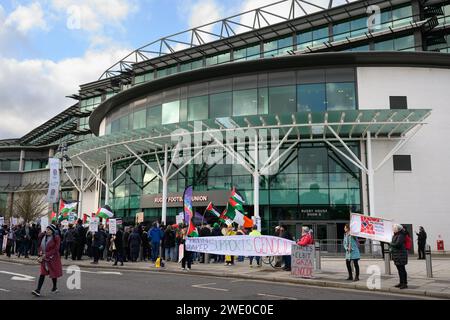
[1,253,449,299]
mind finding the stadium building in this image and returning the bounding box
[1,0,450,251]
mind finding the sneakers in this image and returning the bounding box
[31,290,41,297]
[51,288,59,294]
[399,284,408,289]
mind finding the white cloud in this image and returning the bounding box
[0,47,130,139]
[50,0,137,32]
[4,2,48,34]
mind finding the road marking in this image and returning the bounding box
[192,283,229,292]
[257,293,297,300]
[0,271,35,282]
[62,268,122,275]
[0,289,11,293]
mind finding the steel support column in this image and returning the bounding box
[367,132,375,217]
[253,134,260,220]
[161,144,168,225]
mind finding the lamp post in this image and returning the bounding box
[56,142,68,215]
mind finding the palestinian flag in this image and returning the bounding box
[50,212,58,223]
[207,203,233,226]
[59,200,77,221]
[224,205,253,228]
[229,187,245,212]
[96,206,114,220]
[82,214,91,224]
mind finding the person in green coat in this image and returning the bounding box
[343,224,360,281]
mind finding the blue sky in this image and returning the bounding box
[0,0,334,139]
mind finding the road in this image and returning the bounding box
[0,260,434,300]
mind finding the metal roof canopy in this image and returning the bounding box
[64,109,430,168]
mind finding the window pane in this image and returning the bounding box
[188,95,209,121]
[147,105,162,127]
[133,109,146,130]
[233,89,258,116]
[395,35,415,51]
[210,92,232,118]
[269,86,296,114]
[278,36,293,55]
[263,40,278,57]
[299,147,328,173]
[329,173,360,189]
[298,84,326,112]
[162,101,180,124]
[270,174,298,189]
[333,21,350,41]
[258,88,269,114]
[374,39,394,51]
[350,17,368,37]
[300,187,329,205]
[119,116,129,132]
[299,173,329,189]
[246,44,260,60]
[330,189,360,205]
[298,30,312,44]
[326,83,356,110]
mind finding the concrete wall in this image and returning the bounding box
[357,66,450,252]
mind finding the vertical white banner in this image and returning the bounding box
[40,217,49,233]
[47,158,60,203]
[0,217,4,226]
[109,219,117,235]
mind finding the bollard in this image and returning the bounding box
[314,242,321,270]
[384,243,391,275]
[425,244,433,278]
[205,253,210,264]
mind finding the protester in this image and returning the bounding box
[141,226,151,262]
[416,226,427,260]
[30,224,39,256]
[0,225,6,255]
[297,226,314,246]
[129,227,141,262]
[15,224,24,258]
[32,224,63,297]
[273,225,283,267]
[148,222,164,262]
[123,226,130,262]
[98,225,107,260]
[112,226,124,266]
[343,224,360,281]
[249,225,261,267]
[199,224,211,263]
[236,226,246,262]
[391,224,409,289]
[5,225,15,258]
[164,225,176,262]
[280,225,293,271]
[180,226,192,271]
[224,225,236,266]
[210,223,223,263]
[73,219,85,260]
[64,224,75,260]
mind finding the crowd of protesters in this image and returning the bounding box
[0,218,427,290]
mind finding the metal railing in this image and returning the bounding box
[314,239,384,258]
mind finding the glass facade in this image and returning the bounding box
[109,142,361,226]
[107,68,357,133]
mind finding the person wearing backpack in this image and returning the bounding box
[391,224,408,289]
[416,226,427,260]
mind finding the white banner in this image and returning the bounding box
[47,158,60,203]
[109,219,117,235]
[89,218,99,233]
[350,213,393,243]
[186,235,295,257]
[11,218,17,226]
[40,217,49,233]
[0,217,4,226]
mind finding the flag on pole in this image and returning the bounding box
[50,212,58,223]
[207,202,233,225]
[82,214,91,224]
[224,188,253,228]
[96,205,114,220]
[58,200,78,221]
[183,186,198,237]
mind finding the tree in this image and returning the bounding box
[12,191,48,223]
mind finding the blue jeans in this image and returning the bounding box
[164,247,175,261]
[249,256,260,265]
[151,242,160,261]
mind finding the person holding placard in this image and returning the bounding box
[32,225,63,297]
[343,224,360,281]
[391,224,409,289]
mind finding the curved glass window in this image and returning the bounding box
[106,68,357,134]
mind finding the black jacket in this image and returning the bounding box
[113,230,124,251]
[163,229,176,248]
[416,230,427,245]
[391,230,408,266]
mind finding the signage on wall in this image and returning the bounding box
[141,190,230,209]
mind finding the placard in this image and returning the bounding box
[89,218,99,233]
[291,244,315,279]
[109,219,117,235]
[350,213,393,243]
[40,217,49,233]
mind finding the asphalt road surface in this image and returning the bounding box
[0,260,433,300]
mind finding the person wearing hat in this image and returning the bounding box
[32,224,63,297]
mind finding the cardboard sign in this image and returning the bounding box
[109,219,117,235]
[176,213,184,225]
[40,217,49,233]
[350,213,393,243]
[291,244,315,279]
[135,212,144,224]
[89,218,99,233]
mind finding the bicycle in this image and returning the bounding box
[261,256,284,269]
